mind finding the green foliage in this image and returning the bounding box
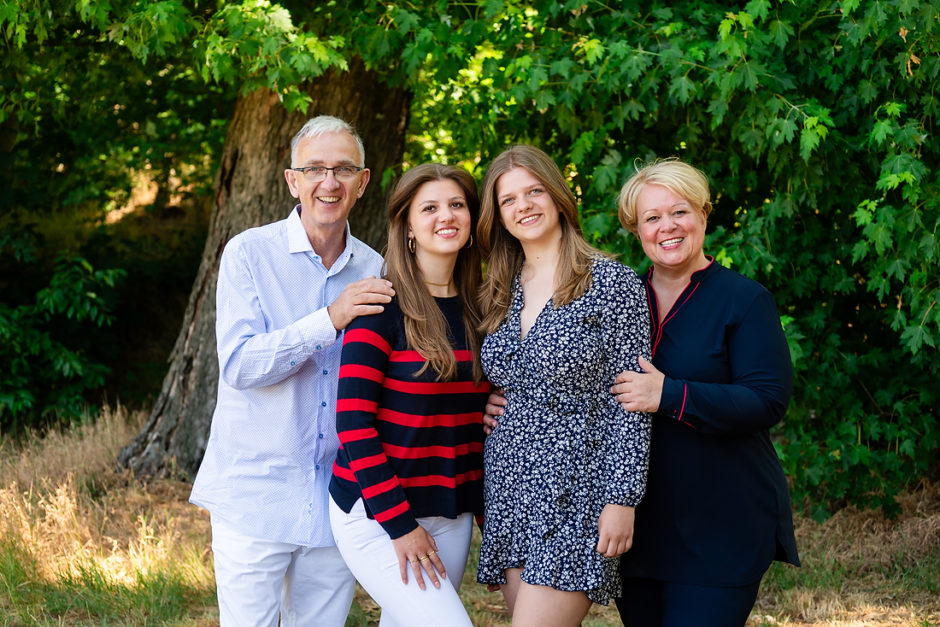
[0,254,124,433]
[395,0,939,517]
[2,0,938,513]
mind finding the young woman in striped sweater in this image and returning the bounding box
[328,163,490,626]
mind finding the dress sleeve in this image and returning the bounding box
[598,263,652,507]
[335,309,419,539]
[657,289,793,435]
[216,240,337,390]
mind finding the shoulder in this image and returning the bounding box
[347,234,384,271]
[590,257,643,294]
[226,218,286,250]
[697,263,783,325]
[703,263,772,304]
[220,219,289,269]
[346,296,403,335]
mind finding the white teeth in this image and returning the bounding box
[437,228,457,235]
[520,215,539,225]
[661,238,683,246]
[319,196,340,203]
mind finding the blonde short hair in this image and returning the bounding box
[618,158,713,237]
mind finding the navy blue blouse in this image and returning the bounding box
[620,259,800,586]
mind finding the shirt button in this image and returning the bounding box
[315,345,322,350]
[315,464,320,470]
[290,361,295,366]
[322,369,328,375]
[321,401,327,407]
[318,433,324,439]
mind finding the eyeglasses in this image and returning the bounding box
[290,165,363,181]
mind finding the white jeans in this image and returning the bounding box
[329,497,474,627]
[210,517,356,627]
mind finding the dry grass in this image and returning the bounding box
[1,408,937,626]
[0,406,216,624]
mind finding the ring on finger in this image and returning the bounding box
[419,555,430,561]
[409,559,419,565]
[427,550,437,557]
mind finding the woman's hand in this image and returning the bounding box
[611,356,664,413]
[595,504,636,558]
[392,525,446,590]
[483,388,506,435]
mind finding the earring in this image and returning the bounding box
[408,237,416,254]
[465,234,473,249]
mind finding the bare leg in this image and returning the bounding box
[501,568,524,614]
[510,581,592,627]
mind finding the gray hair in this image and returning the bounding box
[290,115,366,166]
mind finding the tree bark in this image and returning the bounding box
[118,59,411,477]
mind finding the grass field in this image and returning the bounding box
[1,407,937,626]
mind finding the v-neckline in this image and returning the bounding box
[512,275,554,341]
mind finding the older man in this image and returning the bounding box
[190,115,395,626]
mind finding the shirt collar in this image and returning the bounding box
[286,205,353,261]
[646,255,716,283]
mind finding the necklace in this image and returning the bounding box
[423,279,453,287]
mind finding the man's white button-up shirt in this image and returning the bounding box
[190,206,384,546]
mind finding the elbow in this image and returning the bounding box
[219,348,259,390]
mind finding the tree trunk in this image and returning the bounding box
[118,59,411,477]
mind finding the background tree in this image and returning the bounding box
[2,0,937,515]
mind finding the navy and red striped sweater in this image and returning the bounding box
[329,296,490,539]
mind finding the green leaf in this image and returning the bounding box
[668,75,695,104]
[799,126,820,161]
[768,19,794,48]
[901,325,936,355]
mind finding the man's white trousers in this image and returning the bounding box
[210,517,356,626]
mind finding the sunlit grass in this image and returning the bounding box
[0,406,216,625]
[1,407,937,625]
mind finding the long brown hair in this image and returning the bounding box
[384,163,484,382]
[477,145,605,334]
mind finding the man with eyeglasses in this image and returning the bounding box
[190,115,395,626]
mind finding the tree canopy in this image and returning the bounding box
[2,0,938,516]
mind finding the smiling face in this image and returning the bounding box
[636,183,708,276]
[495,166,562,247]
[407,178,472,265]
[284,131,370,235]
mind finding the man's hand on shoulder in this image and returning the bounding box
[328,277,395,331]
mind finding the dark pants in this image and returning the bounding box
[616,577,761,627]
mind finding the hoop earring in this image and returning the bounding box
[465,234,473,249]
[408,237,416,254]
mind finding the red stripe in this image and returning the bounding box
[336,398,378,413]
[374,500,410,523]
[349,452,387,472]
[376,408,482,428]
[388,349,476,363]
[382,441,483,459]
[361,476,401,499]
[332,463,356,481]
[679,383,688,417]
[343,328,392,354]
[399,469,483,489]
[337,427,378,444]
[388,350,426,363]
[339,363,384,382]
[383,378,487,395]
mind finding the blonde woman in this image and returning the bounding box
[329,164,489,626]
[612,159,799,625]
[475,145,651,626]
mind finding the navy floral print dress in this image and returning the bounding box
[476,257,652,605]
